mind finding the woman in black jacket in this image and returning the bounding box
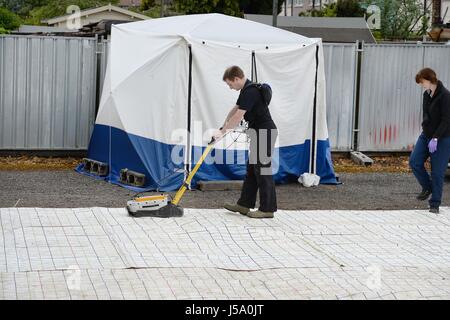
[409,68,450,214]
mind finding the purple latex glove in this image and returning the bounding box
[428,138,438,153]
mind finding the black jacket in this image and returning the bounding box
[422,81,450,139]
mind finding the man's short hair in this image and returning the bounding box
[223,66,245,81]
[415,68,438,84]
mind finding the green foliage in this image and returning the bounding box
[299,2,337,17]
[371,30,382,40]
[0,7,22,30]
[0,0,25,12]
[141,0,156,11]
[132,4,162,18]
[240,0,283,15]
[322,2,338,17]
[335,0,364,17]
[136,0,180,18]
[21,0,118,25]
[300,1,360,17]
[0,26,9,33]
[174,0,241,17]
[363,0,427,40]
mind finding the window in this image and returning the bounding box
[294,0,304,7]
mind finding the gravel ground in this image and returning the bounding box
[1,169,450,210]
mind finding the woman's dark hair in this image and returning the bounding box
[223,66,245,81]
[415,68,438,84]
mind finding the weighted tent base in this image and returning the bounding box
[127,202,184,218]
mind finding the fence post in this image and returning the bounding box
[352,40,364,151]
[95,35,108,118]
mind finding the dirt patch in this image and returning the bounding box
[0,156,80,170]
[0,155,422,173]
[333,156,414,173]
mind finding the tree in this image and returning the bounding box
[299,2,337,17]
[335,0,364,17]
[22,0,119,25]
[141,0,156,11]
[363,0,427,40]
[0,7,22,31]
[174,0,241,17]
[240,0,283,15]
[0,0,26,12]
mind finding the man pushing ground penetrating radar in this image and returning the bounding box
[213,66,278,219]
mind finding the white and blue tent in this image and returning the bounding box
[78,13,338,191]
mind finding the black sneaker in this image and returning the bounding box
[429,206,440,214]
[416,189,432,201]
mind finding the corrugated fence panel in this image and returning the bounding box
[1,37,447,153]
[423,45,450,91]
[323,43,357,151]
[0,35,97,150]
[98,39,110,97]
[358,44,425,151]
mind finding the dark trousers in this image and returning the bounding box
[237,128,278,212]
[409,132,450,207]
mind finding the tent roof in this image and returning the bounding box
[113,13,317,46]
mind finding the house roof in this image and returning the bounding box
[43,3,150,24]
[244,14,376,43]
[17,25,73,33]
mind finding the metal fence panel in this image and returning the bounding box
[0,35,97,150]
[2,36,447,153]
[358,44,425,151]
[423,45,450,91]
[323,43,357,151]
[98,38,110,100]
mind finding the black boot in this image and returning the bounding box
[429,206,440,214]
[416,189,432,201]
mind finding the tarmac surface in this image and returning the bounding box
[1,170,450,210]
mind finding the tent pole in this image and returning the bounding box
[185,44,193,188]
[311,45,319,174]
[251,51,255,81]
[252,52,258,83]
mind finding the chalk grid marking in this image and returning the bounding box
[1,207,450,299]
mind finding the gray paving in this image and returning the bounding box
[1,207,450,299]
[1,170,450,210]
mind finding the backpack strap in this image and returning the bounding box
[242,81,260,92]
